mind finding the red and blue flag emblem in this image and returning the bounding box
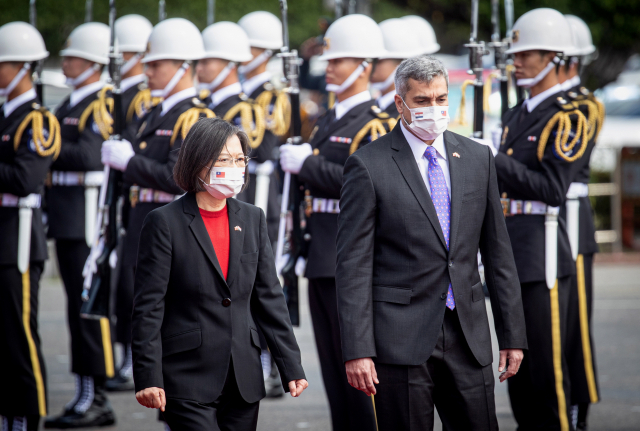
[415,112,424,119]
[215,171,225,178]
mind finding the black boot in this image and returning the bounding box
[106,344,135,392]
[577,402,589,430]
[45,377,115,429]
[2,416,40,431]
[265,354,284,398]
[44,375,83,428]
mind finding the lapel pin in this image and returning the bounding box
[452,152,460,158]
[234,226,242,231]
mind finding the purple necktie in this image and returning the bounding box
[425,146,455,310]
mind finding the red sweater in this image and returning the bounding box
[199,206,230,280]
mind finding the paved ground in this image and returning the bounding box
[38,261,640,430]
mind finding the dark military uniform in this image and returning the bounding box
[495,89,589,430]
[377,94,400,119]
[0,91,60,430]
[297,99,394,431]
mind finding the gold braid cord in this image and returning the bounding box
[349,118,389,155]
[170,107,216,146]
[127,88,162,122]
[255,90,291,137]
[453,79,475,126]
[223,102,266,149]
[14,106,62,160]
[537,108,588,163]
[79,86,114,140]
[483,72,501,112]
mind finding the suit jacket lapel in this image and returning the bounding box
[444,131,464,253]
[390,125,448,250]
[225,199,245,289]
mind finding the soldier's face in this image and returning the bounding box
[196,58,229,85]
[145,60,181,90]
[243,47,265,65]
[61,57,93,79]
[325,58,361,86]
[370,59,401,86]
[0,62,22,87]
[513,51,556,81]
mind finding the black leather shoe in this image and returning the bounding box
[44,387,115,429]
[105,373,135,392]
[43,408,76,429]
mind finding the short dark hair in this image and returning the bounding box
[173,117,250,193]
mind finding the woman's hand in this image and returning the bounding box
[288,379,309,397]
[135,387,166,411]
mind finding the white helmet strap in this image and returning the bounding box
[517,56,560,88]
[369,66,396,92]
[0,63,31,98]
[151,61,191,98]
[237,50,273,75]
[66,63,101,88]
[120,53,144,76]
[326,60,369,95]
[197,62,236,94]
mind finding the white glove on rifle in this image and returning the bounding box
[102,139,135,171]
[280,143,313,174]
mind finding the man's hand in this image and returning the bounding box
[135,387,166,411]
[498,348,524,383]
[345,358,379,396]
[288,379,309,397]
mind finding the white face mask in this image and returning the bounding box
[516,56,560,88]
[401,98,449,141]
[200,166,245,199]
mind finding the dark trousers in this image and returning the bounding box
[374,308,498,431]
[55,239,114,378]
[566,254,599,406]
[308,278,377,431]
[0,263,47,418]
[115,264,135,345]
[508,277,573,431]
[162,361,259,431]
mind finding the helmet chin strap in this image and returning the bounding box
[517,56,560,88]
[197,62,236,93]
[370,66,396,92]
[237,50,273,75]
[0,63,31,97]
[326,60,369,95]
[151,61,191,98]
[65,63,101,88]
[120,53,143,76]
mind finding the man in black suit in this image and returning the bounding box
[336,55,527,431]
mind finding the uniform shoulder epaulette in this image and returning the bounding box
[170,98,216,146]
[566,90,605,142]
[127,83,162,122]
[254,86,290,137]
[348,105,394,155]
[14,103,61,160]
[538,97,589,163]
[79,85,114,140]
[223,98,266,149]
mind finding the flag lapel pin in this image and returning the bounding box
[235,226,242,231]
[452,152,460,158]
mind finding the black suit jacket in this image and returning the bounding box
[131,194,305,403]
[336,125,527,367]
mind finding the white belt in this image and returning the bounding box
[129,186,177,207]
[51,171,105,187]
[0,193,41,208]
[501,199,558,216]
[311,197,340,214]
[248,160,275,176]
[566,182,589,199]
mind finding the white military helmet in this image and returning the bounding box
[401,15,440,55]
[318,14,385,60]
[201,22,253,63]
[115,14,153,53]
[565,15,596,56]
[379,18,423,60]
[60,22,110,64]
[0,22,49,62]
[506,8,574,55]
[142,18,205,63]
[238,11,283,50]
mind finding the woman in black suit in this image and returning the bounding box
[132,118,307,430]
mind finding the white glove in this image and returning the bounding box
[276,253,290,276]
[280,143,313,174]
[491,126,503,152]
[101,139,135,171]
[295,256,306,277]
[470,137,498,157]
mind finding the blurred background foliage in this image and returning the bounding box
[1,0,638,89]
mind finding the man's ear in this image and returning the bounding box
[395,94,404,116]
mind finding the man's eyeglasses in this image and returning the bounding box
[215,156,251,167]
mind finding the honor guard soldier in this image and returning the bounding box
[279,14,392,431]
[45,22,117,429]
[0,22,60,431]
[489,9,589,431]
[371,17,438,118]
[559,15,602,431]
[101,18,214,393]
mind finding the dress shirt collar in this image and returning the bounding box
[161,87,197,116]
[69,81,105,108]
[560,75,581,91]
[209,82,242,110]
[400,120,447,163]
[242,71,272,97]
[335,90,371,121]
[121,74,146,93]
[377,90,397,111]
[3,88,36,118]
[523,83,562,113]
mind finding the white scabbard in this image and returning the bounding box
[17,207,33,274]
[565,198,580,261]
[83,170,105,247]
[254,161,274,216]
[545,207,560,289]
[275,172,291,267]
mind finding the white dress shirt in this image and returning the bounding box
[3,88,36,118]
[121,74,146,93]
[400,120,451,197]
[242,71,271,97]
[377,90,397,112]
[161,87,197,116]
[69,81,105,108]
[522,83,562,113]
[208,82,242,110]
[335,90,371,121]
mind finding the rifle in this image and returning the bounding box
[207,0,215,26]
[334,0,343,19]
[464,0,488,138]
[488,0,510,115]
[81,0,123,319]
[158,0,166,22]
[29,0,44,104]
[85,0,93,22]
[276,0,303,326]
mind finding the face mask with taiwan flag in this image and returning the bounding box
[200,167,245,199]
[401,98,450,141]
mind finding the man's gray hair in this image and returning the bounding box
[395,55,449,99]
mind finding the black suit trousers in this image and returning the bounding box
[308,278,377,431]
[374,308,498,431]
[162,361,259,431]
